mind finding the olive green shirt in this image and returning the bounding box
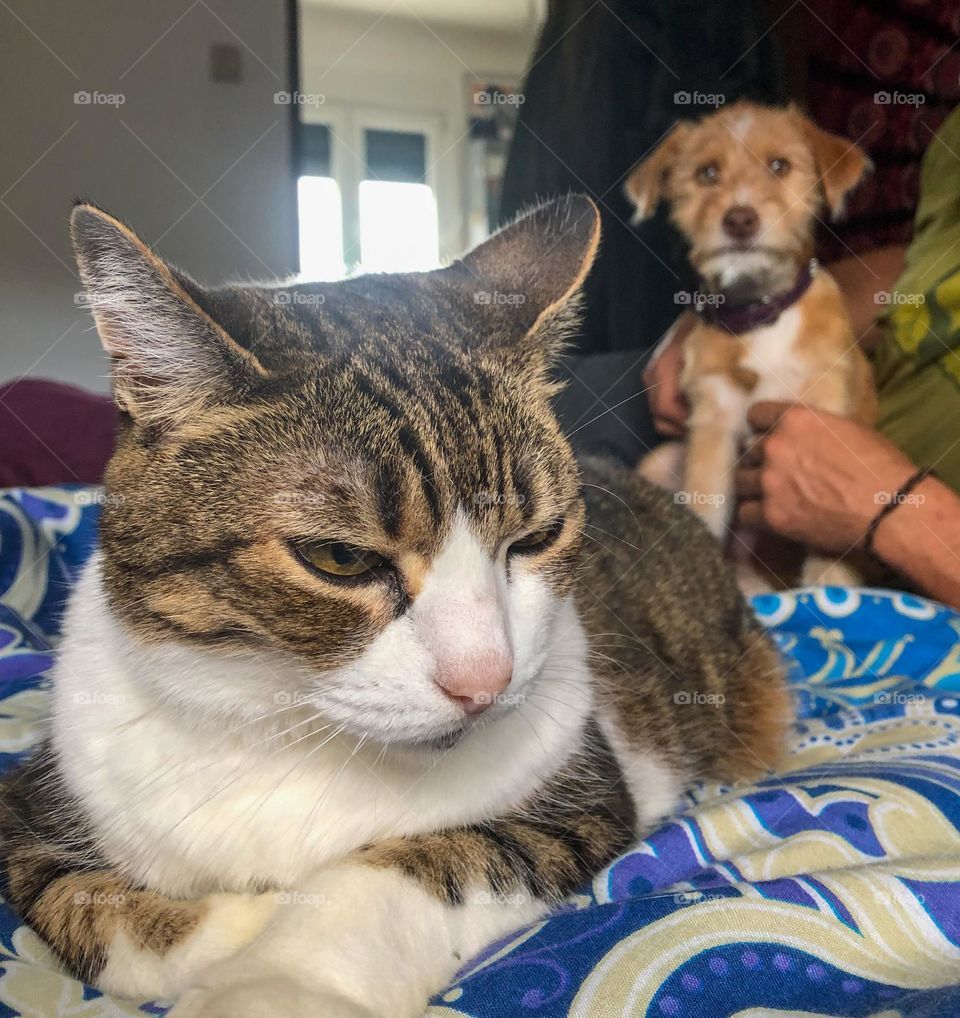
[874,104,960,492]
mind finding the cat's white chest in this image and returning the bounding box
[49,558,592,897]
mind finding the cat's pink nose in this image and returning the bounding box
[435,650,513,715]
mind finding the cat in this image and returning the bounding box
[0,194,790,1017]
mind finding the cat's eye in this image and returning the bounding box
[769,157,791,176]
[293,540,385,579]
[508,522,563,557]
[695,163,720,185]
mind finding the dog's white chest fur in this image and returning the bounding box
[715,305,807,437]
[740,306,809,403]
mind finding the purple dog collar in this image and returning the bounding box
[696,259,818,334]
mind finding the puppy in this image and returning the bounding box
[626,101,876,591]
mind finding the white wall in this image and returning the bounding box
[298,4,538,261]
[0,0,298,393]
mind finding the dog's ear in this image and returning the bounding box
[624,123,692,222]
[793,109,872,219]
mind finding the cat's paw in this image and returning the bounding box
[169,979,375,1018]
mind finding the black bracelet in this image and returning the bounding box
[863,467,937,557]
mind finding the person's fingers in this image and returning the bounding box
[735,467,763,498]
[747,400,794,433]
[647,377,689,430]
[737,499,765,528]
[740,436,765,468]
[653,416,685,438]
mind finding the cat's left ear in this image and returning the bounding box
[451,193,600,361]
[70,203,269,428]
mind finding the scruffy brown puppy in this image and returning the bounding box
[626,101,876,591]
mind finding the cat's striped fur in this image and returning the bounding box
[0,195,790,1016]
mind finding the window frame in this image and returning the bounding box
[299,102,444,275]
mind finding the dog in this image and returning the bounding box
[626,101,877,591]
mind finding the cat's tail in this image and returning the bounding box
[712,613,793,783]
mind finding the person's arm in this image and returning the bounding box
[827,245,907,353]
[641,313,695,436]
[871,476,960,608]
[736,401,960,608]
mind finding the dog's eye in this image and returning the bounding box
[293,540,385,578]
[695,163,720,185]
[508,522,563,557]
[769,157,791,176]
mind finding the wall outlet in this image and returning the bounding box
[209,43,242,82]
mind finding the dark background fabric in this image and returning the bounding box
[500,0,786,362]
[500,0,786,461]
[803,0,960,261]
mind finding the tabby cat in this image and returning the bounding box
[0,195,790,1017]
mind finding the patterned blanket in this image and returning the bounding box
[2,486,960,1018]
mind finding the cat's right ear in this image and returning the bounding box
[70,203,268,428]
[453,193,601,363]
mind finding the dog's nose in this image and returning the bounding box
[722,205,759,242]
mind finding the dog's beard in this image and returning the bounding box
[697,247,800,306]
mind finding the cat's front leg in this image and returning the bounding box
[168,838,553,1018]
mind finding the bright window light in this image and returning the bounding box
[358,180,440,274]
[298,176,345,281]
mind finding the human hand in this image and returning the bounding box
[643,315,694,437]
[735,402,917,553]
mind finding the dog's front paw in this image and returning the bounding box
[169,978,373,1018]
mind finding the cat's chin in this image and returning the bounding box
[417,728,467,752]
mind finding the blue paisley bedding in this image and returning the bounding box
[2,486,960,1018]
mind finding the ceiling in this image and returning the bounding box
[301,0,543,32]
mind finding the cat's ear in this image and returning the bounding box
[452,193,600,358]
[70,203,268,427]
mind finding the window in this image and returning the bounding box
[296,117,440,279]
[357,128,438,274]
[298,176,345,281]
[297,124,344,281]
